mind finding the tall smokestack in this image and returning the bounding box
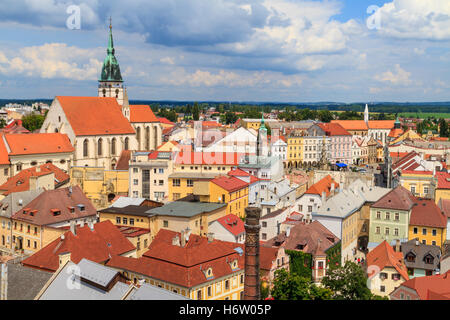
[244,207,261,300]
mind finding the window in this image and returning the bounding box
[240,275,244,284]
[385,212,390,220]
[173,179,181,187]
[186,179,194,187]
[197,290,202,300]
[97,138,103,156]
[3,168,8,176]
[34,241,37,249]
[83,139,89,157]
[133,179,139,186]
[163,220,168,228]
[395,213,399,221]
[413,227,418,234]
[432,241,436,246]
[207,286,212,297]
[124,137,129,151]
[376,226,380,234]
[432,229,437,236]
[262,222,267,228]
[111,138,117,155]
[425,256,434,264]
[130,218,134,226]
[422,228,427,236]
[133,168,138,173]
[410,186,416,194]
[394,228,399,236]
[116,217,121,224]
[385,227,389,235]
[225,280,230,290]
[16,164,22,172]
[123,217,128,225]
[262,233,267,240]
[159,168,164,174]
[173,193,180,200]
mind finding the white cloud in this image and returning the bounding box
[0,43,102,80]
[375,64,412,85]
[372,0,450,40]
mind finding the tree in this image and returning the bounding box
[321,261,386,300]
[224,111,238,125]
[192,102,200,121]
[0,118,6,129]
[271,269,333,300]
[22,113,45,132]
[318,110,333,123]
[439,119,449,138]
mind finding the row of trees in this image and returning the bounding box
[269,261,387,300]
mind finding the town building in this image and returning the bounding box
[21,220,136,272]
[208,214,245,243]
[389,271,450,300]
[400,239,441,278]
[366,240,409,297]
[259,207,290,242]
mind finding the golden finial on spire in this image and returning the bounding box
[109,16,112,30]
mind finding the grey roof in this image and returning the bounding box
[0,188,44,218]
[77,259,118,288]
[38,261,131,300]
[169,172,219,179]
[111,197,145,208]
[313,179,391,219]
[261,207,288,220]
[268,179,296,197]
[239,155,280,169]
[126,283,189,300]
[400,239,441,271]
[146,201,227,217]
[0,260,52,300]
[99,205,151,217]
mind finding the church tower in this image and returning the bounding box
[256,115,268,159]
[364,104,369,125]
[98,19,129,113]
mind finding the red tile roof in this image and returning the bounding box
[368,120,396,129]
[115,150,131,170]
[438,198,450,219]
[211,176,248,192]
[331,120,368,131]
[56,96,135,136]
[366,241,409,281]
[260,247,282,271]
[317,123,351,136]
[157,117,175,125]
[436,171,450,189]
[400,271,450,300]
[371,186,416,211]
[129,105,159,123]
[410,198,447,228]
[0,163,70,195]
[227,168,250,177]
[12,185,96,226]
[117,225,150,238]
[0,137,10,165]
[21,220,136,272]
[215,214,245,236]
[175,152,243,166]
[4,133,74,156]
[107,229,244,288]
[305,175,339,196]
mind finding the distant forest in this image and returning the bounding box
[2,99,450,115]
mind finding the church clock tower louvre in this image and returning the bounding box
[98,19,130,119]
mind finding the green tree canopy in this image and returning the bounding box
[271,269,333,300]
[192,102,200,121]
[22,113,45,132]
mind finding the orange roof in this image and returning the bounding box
[4,133,74,155]
[56,96,135,136]
[388,127,404,138]
[0,137,10,165]
[410,198,447,228]
[318,123,351,136]
[400,271,450,300]
[158,117,175,125]
[22,220,136,272]
[211,176,249,192]
[331,120,368,131]
[0,163,70,195]
[366,241,409,281]
[305,175,339,196]
[129,105,159,123]
[368,120,395,129]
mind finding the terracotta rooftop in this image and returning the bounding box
[22,220,136,272]
[56,96,135,136]
[214,214,245,236]
[399,271,450,300]
[371,186,416,211]
[115,150,131,170]
[317,123,351,136]
[436,172,450,189]
[11,185,96,226]
[129,105,159,123]
[366,240,409,282]
[410,198,447,228]
[4,133,74,156]
[305,175,339,197]
[331,120,368,131]
[0,163,70,195]
[211,176,249,193]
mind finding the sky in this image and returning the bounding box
[0,0,449,103]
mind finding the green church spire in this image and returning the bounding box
[100,18,123,82]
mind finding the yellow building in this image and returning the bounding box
[408,199,447,248]
[241,119,262,130]
[287,133,303,169]
[435,172,450,203]
[9,186,97,254]
[194,176,249,219]
[399,170,436,199]
[70,166,129,209]
[106,229,245,300]
[168,172,219,201]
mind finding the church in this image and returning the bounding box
[41,23,162,170]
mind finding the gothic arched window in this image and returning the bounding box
[111,138,116,155]
[83,139,89,158]
[98,138,103,156]
[124,137,129,151]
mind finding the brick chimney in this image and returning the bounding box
[244,207,261,300]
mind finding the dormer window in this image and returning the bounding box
[51,209,61,216]
[77,204,85,212]
[424,255,434,264]
[68,207,75,214]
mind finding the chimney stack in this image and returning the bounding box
[244,207,261,300]
[70,220,76,236]
[395,239,401,252]
[180,230,186,247]
[207,232,214,243]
